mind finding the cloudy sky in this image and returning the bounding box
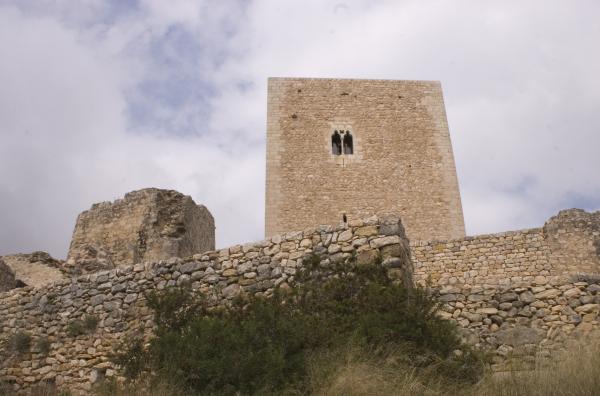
[0,0,599,259]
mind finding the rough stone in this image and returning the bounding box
[495,327,544,347]
[67,188,215,271]
[0,258,18,292]
[265,78,465,242]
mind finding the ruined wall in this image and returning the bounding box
[2,209,599,393]
[67,189,215,273]
[411,209,600,371]
[0,215,411,394]
[265,77,465,243]
[1,253,65,289]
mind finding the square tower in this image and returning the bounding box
[265,77,465,242]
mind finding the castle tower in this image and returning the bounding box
[265,77,465,242]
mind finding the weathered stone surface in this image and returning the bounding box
[0,258,17,292]
[495,327,544,347]
[67,188,215,271]
[535,289,561,299]
[265,78,465,242]
[0,213,414,394]
[3,205,600,392]
[1,252,65,288]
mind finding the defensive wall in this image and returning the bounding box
[1,209,599,393]
[0,215,412,394]
[411,208,600,371]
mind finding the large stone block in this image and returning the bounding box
[67,188,214,271]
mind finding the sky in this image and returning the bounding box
[0,0,599,259]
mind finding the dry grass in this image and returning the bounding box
[9,340,600,395]
[92,379,183,396]
[304,345,453,396]
[306,340,600,396]
[466,341,600,396]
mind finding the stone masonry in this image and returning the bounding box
[411,209,600,371]
[265,77,465,242]
[66,189,215,273]
[1,209,600,392]
[0,214,411,394]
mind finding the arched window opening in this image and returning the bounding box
[342,213,347,223]
[343,131,353,155]
[332,131,342,155]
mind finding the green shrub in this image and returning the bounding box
[67,314,99,337]
[83,315,99,332]
[10,331,31,355]
[66,321,85,337]
[37,337,51,355]
[113,256,485,394]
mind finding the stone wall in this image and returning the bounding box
[66,189,215,273]
[411,209,600,370]
[2,209,599,393]
[411,209,600,288]
[265,77,465,243]
[0,214,411,394]
[434,274,600,372]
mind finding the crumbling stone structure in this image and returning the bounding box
[265,77,465,242]
[1,209,599,392]
[1,252,65,289]
[0,214,411,393]
[66,188,215,273]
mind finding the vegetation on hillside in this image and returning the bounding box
[109,255,484,394]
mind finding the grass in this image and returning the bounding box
[90,340,600,396]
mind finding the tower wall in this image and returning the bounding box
[265,77,465,242]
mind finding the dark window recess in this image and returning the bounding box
[332,131,342,155]
[343,131,353,154]
[342,214,347,223]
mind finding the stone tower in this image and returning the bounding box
[265,77,465,242]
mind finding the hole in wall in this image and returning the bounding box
[332,131,342,155]
[342,214,347,223]
[343,132,353,155]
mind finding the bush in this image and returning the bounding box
[83,315,99,332]
[67,314,99,337]
[10,331,31,355]
[37,337,51,355]
[66,321,85,337]
[113,256,485,394]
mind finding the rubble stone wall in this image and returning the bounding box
[411,209,600,371]
[2,209,599,393]
[0,215,411,394]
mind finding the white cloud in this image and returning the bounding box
[0,1,599,258]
